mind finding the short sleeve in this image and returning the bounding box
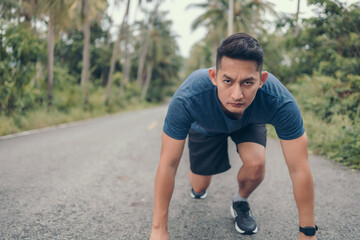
[163,97,193,140]
[271,101,305,140]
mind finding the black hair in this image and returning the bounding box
[216,32,264,71]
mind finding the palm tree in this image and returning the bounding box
[121,0,145,91]
[41,0,72,108]
[47,14,55,108]
[228,0,234,36]
[140,61,154,100]
[105,0,131,105]
[139,10,181,101]
[247,0,277,36]
[295,0,300,37]
[187,0,228,65]
[72,0,107,109]
[120,22,133,92]
[185,40,212,75]
[136,1,160,87]
[0,0,21,21]
[81,0,91,108]
[188,0,276,65]
[100,14,113,86]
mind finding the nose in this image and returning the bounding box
[231,84,243,101]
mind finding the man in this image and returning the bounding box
[150,33,317,240]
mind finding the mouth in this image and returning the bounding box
[230,103,246,108]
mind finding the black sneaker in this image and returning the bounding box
[231,201,258,234]
[190,188,208,199]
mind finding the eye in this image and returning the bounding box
[224,79,232,84]
[243,81,254,86]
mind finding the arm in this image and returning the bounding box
[150,132,186,240]
[280,132,317,240]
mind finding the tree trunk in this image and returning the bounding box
[32,60,43,94]
[294,0,300,37]
[47,15,55,109]
[136,3,158,86]
[106,0,131,105]
[256,0,261,35]
[121,0,143,93]
[99,67,106,86]
[81,0,91,109]
[228,0,233,36]
[105,34,121,105]
[140,61,153,101]
[212,43,217,67]
[121,23,131,93]
[100,17,113,86]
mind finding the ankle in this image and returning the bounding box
[233,191,248,202]
[192,187,207,194]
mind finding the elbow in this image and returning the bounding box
[157,155,181,176]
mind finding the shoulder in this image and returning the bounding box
[173,68,215,99]
[252,73,295,114]
[258,73,305,140]
[260,73,294,100]
[167,68,216,120]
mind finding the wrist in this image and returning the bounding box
[299,225,318,237]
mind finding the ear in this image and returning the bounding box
[208,68,217,86]
[259,71,268,88]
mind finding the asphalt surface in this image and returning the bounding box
[0,105,359,240]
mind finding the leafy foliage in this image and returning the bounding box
[144,11,183,102]
[0,0,182,136]
[284,0,360,168]
[185,0,359,168]
[0,21,46,114]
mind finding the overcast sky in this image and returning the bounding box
[109,0,356,57]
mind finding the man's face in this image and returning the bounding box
[209,56,268,119]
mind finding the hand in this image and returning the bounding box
[149,227,169,240]
[298,233,317,240]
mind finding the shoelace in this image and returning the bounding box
[234,201,250,216]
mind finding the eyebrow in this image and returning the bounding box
[242,77,255,82]
[223,74,234,80]
[223,74,255,82]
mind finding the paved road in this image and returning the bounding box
[0,105,359,240]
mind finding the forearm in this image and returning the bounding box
[152,163,177,230]
[290,162,315,227]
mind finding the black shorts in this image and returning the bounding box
[188,124,267,176]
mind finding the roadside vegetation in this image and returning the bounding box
[0,0,182,136]
[0,0,359,168]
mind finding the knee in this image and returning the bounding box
[243,155,266,181]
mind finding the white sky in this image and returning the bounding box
[110,0,356,57]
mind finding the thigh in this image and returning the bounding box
[230,124,267,165]
[188,129,231,176]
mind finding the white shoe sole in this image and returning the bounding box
[230,205,258,234]
[190,190,207,199]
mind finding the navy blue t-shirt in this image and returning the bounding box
[163,68,305,140]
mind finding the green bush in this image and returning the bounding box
[289,74,360,169]
[0,21,45,115]
[325,124,360,169]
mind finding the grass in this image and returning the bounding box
[0,86,159,137]
[267,110,359,170]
